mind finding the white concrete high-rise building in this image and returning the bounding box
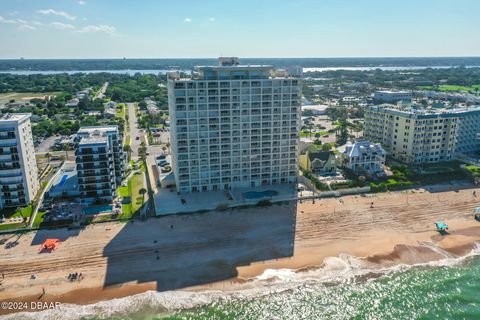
[167,57,302,193]
[0,113,39,208]
[75,126,127,203]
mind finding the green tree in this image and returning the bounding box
[139,188,147,204]
[138,142,147,162]
[45,152,51,164]
[62,144,71,161]
[123,144,132,160]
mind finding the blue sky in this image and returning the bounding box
[0,0,479,58]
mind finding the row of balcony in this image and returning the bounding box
[178,172,297,184]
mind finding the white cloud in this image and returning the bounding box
[50,22,75,29]
[18,24,36,31]
[32,21,44,26]
[208,17,215,22]
[0,15,17,24]
[37,9,76,21]
[77,24,117,35]
[184,17,192,23]
[78,0,86,5]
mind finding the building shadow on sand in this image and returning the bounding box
[103,201,297,291]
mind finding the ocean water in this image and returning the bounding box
[6,246,480,320]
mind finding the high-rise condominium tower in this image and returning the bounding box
[167,57,302,193]
[75,125,126,203]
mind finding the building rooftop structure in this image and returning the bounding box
[168,57,301,81]
[77,125,119,135]
[78,135,108,145]
[0,113,31,123]
[341,140,386,158]
[369,103,480,119]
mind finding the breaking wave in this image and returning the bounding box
[4,242,480,320]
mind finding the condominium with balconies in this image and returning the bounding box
[75,126,126,203]
[0,113,39,208]
[167,57,302,193]
[364,104,480,164]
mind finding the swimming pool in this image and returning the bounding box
[83,205,113,216]
[58,174,68,187]
[243,190,278,199]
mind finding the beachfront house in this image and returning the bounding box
[338,140,386,175]
[300,150,337,176]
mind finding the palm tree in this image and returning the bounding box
[45,152,51,164]
[165,142,171,154]
[139,188,147,204]
[62,144,70,161]
[123,145,132,160]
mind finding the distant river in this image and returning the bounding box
[0,65,479,75]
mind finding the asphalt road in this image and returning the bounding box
[128,102,142,158]
[94,82,109,100]
[35,135,59,153]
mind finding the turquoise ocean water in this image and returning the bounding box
[7,247,480,320]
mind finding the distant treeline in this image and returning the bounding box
[306,67,480,88]
[0,73,167,103]
[1,57,480,71]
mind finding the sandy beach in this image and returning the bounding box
[1,185,480,315]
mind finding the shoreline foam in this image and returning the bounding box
[1,186,480,318]
[4,240,480,320]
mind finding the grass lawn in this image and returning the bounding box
[418,85,480,94]
[116,103,126,119]
[0,222,25,231]
[0,92,61,105]
[117,163,146,220]
[372,160,468,192]
[0,205,31,231]
[31,211,47,229]
[0,205,33,220]
[300,131,311,138]
[465,165,480,177]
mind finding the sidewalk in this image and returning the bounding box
[153,184,298,216]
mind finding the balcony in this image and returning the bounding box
[0,134,16,140]
[79,184,113,192]
[0,164,20,171]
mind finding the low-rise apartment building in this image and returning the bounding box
[0,113,39,208]
[75,126,126,203]
[364,104,480,163]
[373,90,412,103]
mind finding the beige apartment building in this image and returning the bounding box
[364,104,480,164]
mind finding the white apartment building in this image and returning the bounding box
[0,113,39,208]
[167,57,302,193]
[373,90,412,103]
[364,104,480,164]
[339,140,386,174]
[75,126,126,203]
